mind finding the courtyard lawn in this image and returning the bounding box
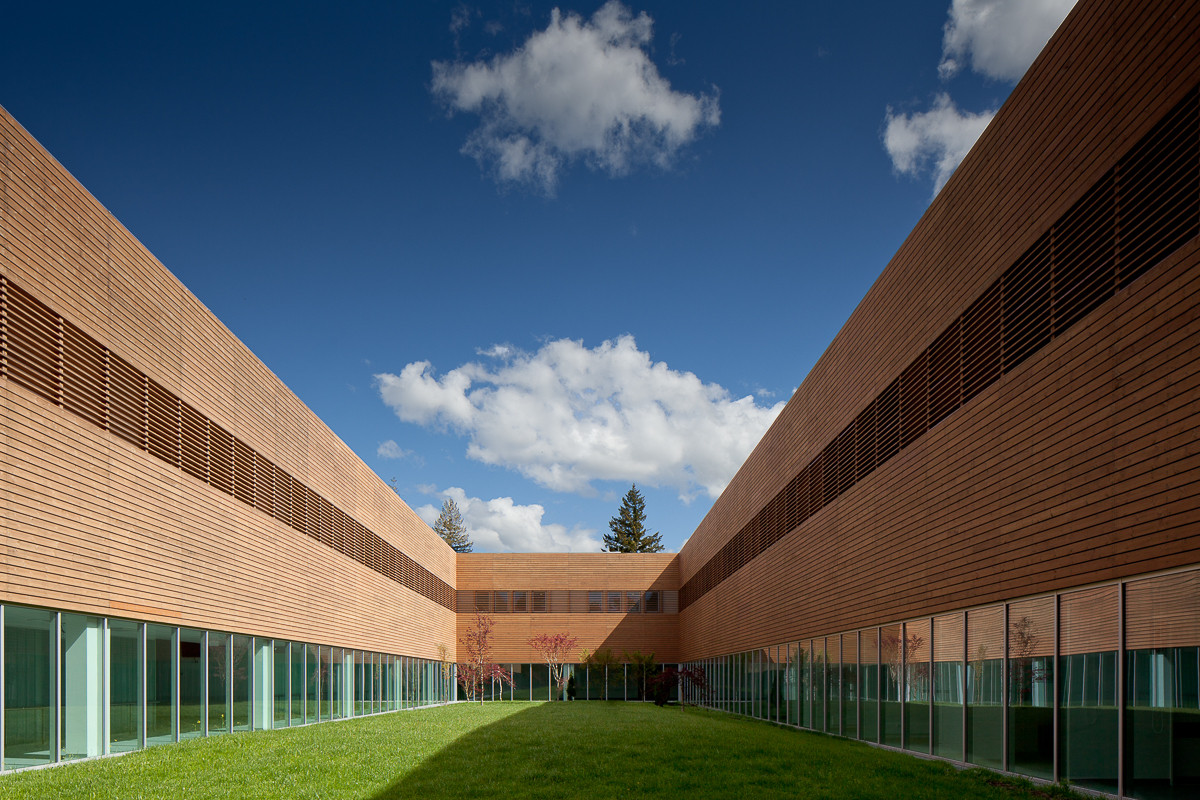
[0,702,1081,800]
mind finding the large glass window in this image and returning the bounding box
[207,632,229,735]
[1058,585,1117,793]
[232,635,251,732]
[146,624,176,744]
[290,642,304,725]
[319,647,332,720]
[178,629,203,739]
[827,637,841,734]
[1125,571,1200,800]
[60,613,103,761]
[531,663,552,701]
[4,607,54,768]
[306,644,318,723]
[108,619,142,752]
[798,641,811,728]
[932,613,963,760]
[786,643,799,726]
[253,638,272,730]
[860,630,879,742]
[812,639,826,732]
[1007,596,1054,780]
[905,619,931,753]
[880,625,902,746]
[966,606,1003,767]
[841,633,858,738]
[331,648,343,719]
[273,641,289,727]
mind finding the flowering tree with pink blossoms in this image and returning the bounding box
[528,632,580,700]
[458,613,512,704]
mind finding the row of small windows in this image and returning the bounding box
[681,86,1200,609]
[684,567,1200,800]
[463,662,679,702]
[0,604,452,772]
[456,589,678,614]
[0,275,454,611]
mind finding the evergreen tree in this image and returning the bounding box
[604,484,663,553]
[433,498,474,553]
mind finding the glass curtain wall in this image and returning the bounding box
[682,570,1200,797]
[232,635,250,732]
[273,641,289,727]
[179,629,203,740]
[146,624,176,745]
[4,607,54,769]
[207,632,229,736]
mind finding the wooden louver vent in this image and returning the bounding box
[681,86,1200,611]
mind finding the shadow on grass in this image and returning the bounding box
[370,702,1080,800]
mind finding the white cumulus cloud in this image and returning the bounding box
[939,0,1078,82]
[884,94,996,196]
[417,486,601,552]
[377,440,411,460]
[375,335,783,500]
[431,0,719,194]
[885,0,1076,195]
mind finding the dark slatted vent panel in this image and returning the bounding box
[107,353,146,450]
[927,318,961,428]
[273,464,292,529]
[875,377,901,464]
[836,421,856,496]
[1003,231,1052,373]
[1055,172,1116,332]
[899,350,928,449]
[208,422,234,495]
[962,281,1002,403]
[232,437,255,505]
[254,453,275,518]
[318,495,334,547]
[855,399,877,483]
[1119,88,1200,288]
[680,83,1200,611]
[146,379,179,467]
[61,320,106,428]
[0,278,7,380]
[180,400,208,483]
[6,282,59,403]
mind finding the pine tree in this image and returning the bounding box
[433,498,474,553]
[604,484,664,553]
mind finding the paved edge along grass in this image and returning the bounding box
[0,703,1087,800]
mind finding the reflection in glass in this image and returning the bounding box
[109,619,143,752]
[932,613,963,760]
[827,637,841,734]
[1058,585,1116,793]
[798,641,811,728]
[273,641,289,726]
[966,606,1003,767]
[1007,596,1054,780]
[232,635,250,731]
[4,607,54,768]
[146,624,176,744]
[290,642,304,725]
[306,644,318,723]
[842,633,858,738]
[179,629,204,739]
[860,630,879,742]
[207,632,229,735]
[1125,571,1200,800]
[880,624,902,747]
[812,639,826,732]
[903,619,930,753]
[532,663,552,701]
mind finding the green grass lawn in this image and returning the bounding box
[0,702,1081,799]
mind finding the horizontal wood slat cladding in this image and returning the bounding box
[676,0,1200,660]
[0,102,455,658]
[457,553,680,659]
[679,84,1200,611]
[0,273,454,610]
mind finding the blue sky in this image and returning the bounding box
[0,1,1075,552]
